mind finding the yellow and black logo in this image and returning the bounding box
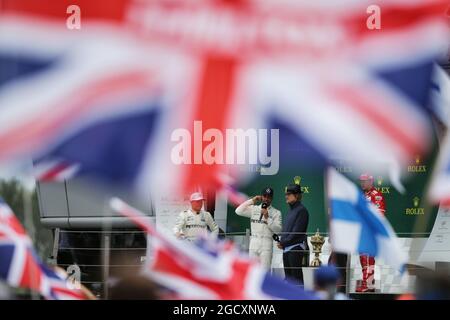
[375,176,390,194]
[407,155,427,173]
[377,176,383,186]
[405,196,425,215]
[293,176,310,194]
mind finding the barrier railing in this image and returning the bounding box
[48,229,441,298]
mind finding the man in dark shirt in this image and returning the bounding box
[277,183,310,286]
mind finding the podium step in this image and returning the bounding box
[349,292,400,300]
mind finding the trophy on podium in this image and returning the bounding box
[310,229,325,267]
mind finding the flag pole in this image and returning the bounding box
[22,176,40,300]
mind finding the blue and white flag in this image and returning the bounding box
[328,168,407,272]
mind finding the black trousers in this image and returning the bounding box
[283,245,308,285]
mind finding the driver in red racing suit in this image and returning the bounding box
[356,173,386,293]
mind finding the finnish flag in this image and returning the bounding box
[328,168,407,272]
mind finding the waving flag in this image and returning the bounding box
[327,168,407,272]
[214,173,249,207]
[429,133,450,206]
[430,65,450,128]
[0,0,448,196]
[33,158,80,182]
[0,198,91,299]
[428,66,450,206]
[110,197,317,300]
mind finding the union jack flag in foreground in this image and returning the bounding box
[110,197,317,300]
[427,67,450,207]
[0,0,448,197]
[0,198,91,299]
[428,133,450,207]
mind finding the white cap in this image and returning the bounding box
[190,192,204,201]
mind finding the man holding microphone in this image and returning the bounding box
[235,187,282,270]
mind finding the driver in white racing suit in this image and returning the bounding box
[235,187,282,269]
[173,192,219,241]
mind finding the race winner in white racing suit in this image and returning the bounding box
[235,187,282,269]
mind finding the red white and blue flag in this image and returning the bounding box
[428,134,450,207]
[427,66,450,206]
[0,197,90,299]
[0,0,448,195]
[110,197,317,300]
[33,158,81,182]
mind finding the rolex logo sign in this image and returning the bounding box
[375,176,390,194]
[405,196,425,215]
[377,176,383,186]
[293,176,310,194]
[408,155,427,173]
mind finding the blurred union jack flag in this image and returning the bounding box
[428,135,450,207]
[0,197,90,299]
[427,66,450,206]
[0,0,448,196]
[110,197,317,299]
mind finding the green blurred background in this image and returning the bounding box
[226,146,439,238]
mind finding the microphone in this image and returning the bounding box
[259,202,268,221]
[272,234,280,242]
